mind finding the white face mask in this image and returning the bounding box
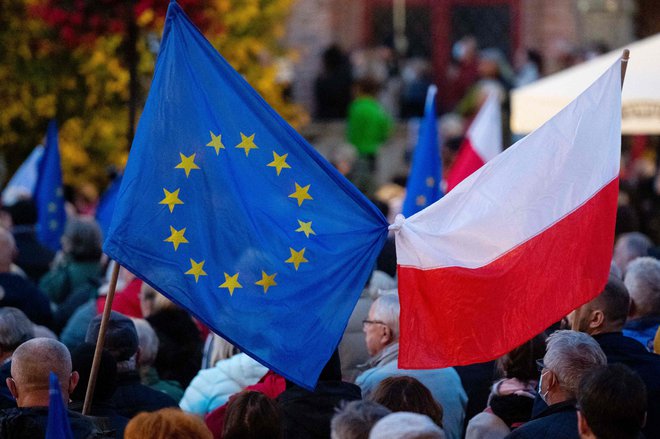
[538,370,550,403]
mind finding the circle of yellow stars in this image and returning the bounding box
[158,129,317,297]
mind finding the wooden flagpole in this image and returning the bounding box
[82,261,121,415]
[570,50,628,333]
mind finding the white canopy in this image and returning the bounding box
[511,34,660,135]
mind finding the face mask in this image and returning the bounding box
[538,370,550,403]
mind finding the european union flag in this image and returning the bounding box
[402,86,443,217]
[46,372,74,439]
[104,1,388,388]
[34,120,66,251]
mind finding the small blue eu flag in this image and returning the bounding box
[402,86,443,217]
[104,2,389,388]
[34,120,66,251]
[46,372,74,439]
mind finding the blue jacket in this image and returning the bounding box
[355,343,468,439]
[623,316,660,352]
[505,400,578,439]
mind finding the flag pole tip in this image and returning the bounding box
[622,49,630,62]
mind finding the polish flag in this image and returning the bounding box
[445,92,502,192]
[394,58,622,368]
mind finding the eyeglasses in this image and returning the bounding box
[536,359,546,373]
[362,319,387,330]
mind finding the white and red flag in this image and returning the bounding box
[394,58,622,368]
[445,92,502,192]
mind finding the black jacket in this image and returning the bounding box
[505,400,578,439]
[594,332,660,439]
[278,381,361,439]
[0,407,110,438]
[110,371,178,419]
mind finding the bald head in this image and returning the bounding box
[0,227,16,271]
[9,338,78,406]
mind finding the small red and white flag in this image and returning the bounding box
[394,58,622,369]
[445,92,502,192]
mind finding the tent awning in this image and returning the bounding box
[511,34,660,135]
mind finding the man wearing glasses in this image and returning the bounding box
[505,330,606,439]
[355,292,467,439]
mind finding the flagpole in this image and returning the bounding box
[82,261,121,415]
[621,49,629,87]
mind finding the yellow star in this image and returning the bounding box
[255,271,277,293]
[163,226,188,251]
[49,220,58,230]
[175,153,200,177]
[159,188,184,213]
[207,131,225,155]
[219,272,242,296]
[235,133,258,157]
[56,188,63,197]
[295,220,316,238]
[426,176,435,188]
[267,151,291,176]
[416,195,427,207]
[288,183,313,206]
[185,259,207,283]
[285,247,308,271]
[48,202,57,213]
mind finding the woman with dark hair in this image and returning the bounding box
[369,376,444,428]
[465,332,547,438]
[222,391,281,439]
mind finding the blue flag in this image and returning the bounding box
[104,1,388,388]
[34,120,66,251]
[46,372,74,439]
[402,86,442,217]
[96,174,122,239]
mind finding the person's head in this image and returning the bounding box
[85,311,139,372]
[331,400,391,439]
[5,199,37,226]
[539,330,606,405]
[370,376,443,427]
[568,277,630,335]
[61,218,102,262]
[0,227,17,272]
[355,76,381,97]
[368,412,445,439]
[222,391,281,439]
[8,338,79,407]
[624,257,660,320]
[70,343,117,403]
[139,284,177,318]
[363,293,399,356]
[0,307,34,362]
[496,332,547,383]
[613,232,653,272]
[130,318,158,369]
[577,364,647,439]
[125,408,212,439]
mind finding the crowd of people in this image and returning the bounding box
[0,187,658,439]
[0,36,658,439]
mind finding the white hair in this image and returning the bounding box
[624,256,660,317]
[131,318,159,367]
[369,412,445,439]
[544,330,606,398]
[371,292,400,341]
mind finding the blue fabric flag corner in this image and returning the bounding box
[402,86,443,217]
[46,371,74,439]
[96,174,122,240]
[34,120,66,251]
[104,2,389,389]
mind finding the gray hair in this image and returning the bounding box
[0,308,34,353]
[62,218,102,262]
[368,412,445,439]
[544,330,606,398]
[624,256,660,317]
[371,293,400,341]
[131,318,159,367]
[331,400,391,439]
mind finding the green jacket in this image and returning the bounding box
[347,96,393,157]
[39,259,102,305]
